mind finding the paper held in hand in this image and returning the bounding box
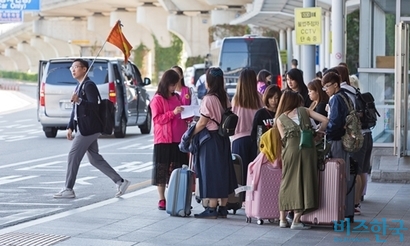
[181,105,200,119]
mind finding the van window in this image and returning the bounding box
[220,38,280,76]
[194,68,205,83]
[45,62,108,85]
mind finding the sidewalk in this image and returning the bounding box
[0,182,408,246]
[0,90,36,115]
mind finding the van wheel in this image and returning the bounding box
[139,109,151,134]
[44,127,57,138]
[114,116,126,138]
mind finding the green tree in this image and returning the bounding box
[153,33,183,83]
[346,10,360,74]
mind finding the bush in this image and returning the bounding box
[0,70,37,82]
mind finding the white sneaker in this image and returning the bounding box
[115,179,130,198]
[291,222,311,230]
[54,188,75,199]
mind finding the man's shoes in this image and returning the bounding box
[53,188,75,199]
[115,179,130,198]
[194,207,218,219]
[290,222,311,230]
[158,199,166,210]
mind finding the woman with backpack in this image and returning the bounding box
[191,67,237,219]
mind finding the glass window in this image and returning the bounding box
[45,61,108,85]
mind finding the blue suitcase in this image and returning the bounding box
[166,165,194,217]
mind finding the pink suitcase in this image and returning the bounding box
[301,158,346,225]
[244,153,281,225]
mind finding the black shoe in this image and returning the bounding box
[217,206,228,218]
[194,207,217,219]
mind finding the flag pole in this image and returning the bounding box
[80,40,108,83]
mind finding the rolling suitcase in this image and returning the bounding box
[166,165,194,217]
[301,158,346,225]
[226,154,244,215]
[244,153,281,225]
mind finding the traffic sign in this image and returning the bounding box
[295,7,322,45]
[0,0,40,11]
[0,10,23,23]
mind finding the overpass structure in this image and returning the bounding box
[0,0,361,75]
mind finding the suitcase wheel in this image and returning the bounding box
[268,219,277,224]
[246,217,251,223]
[257,219,264,225]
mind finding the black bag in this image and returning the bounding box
[211,107,238,137]
[97,92,115,135]
[345,88,380,129]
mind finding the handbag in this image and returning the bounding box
[297,108,314,149]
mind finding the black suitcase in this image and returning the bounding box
[226,154,244,214]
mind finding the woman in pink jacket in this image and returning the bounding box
[150,69,188,210]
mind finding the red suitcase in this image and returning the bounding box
[244,153,282,225]
[301,158,346,225]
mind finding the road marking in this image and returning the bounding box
[137,144,153,150]
[73,195,96,202]
[0,176,38,185]
[0,203,70,206]
[40,176,97,185]
[118,143,141,150]
[0,208,63,226]
[112,161,152,173]
[6,136,38,142]
[0,138,141,170]
[15,119,32,123]
[18,187,61,190]
[16,161,64,171]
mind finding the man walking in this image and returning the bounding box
[54,58,130,199]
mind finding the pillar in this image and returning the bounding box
[330,0,346,67]
[324,11,330,70]
[43,37,78,57]
[5,47,29,72]
[168,12,211,57]
[30,36,58,60]
[301,0,316,83]
[0,54,18,71]
[286,27,293,72]
[17,42,43,73]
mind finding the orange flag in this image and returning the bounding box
[107,20,133,63]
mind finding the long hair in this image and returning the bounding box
[156,69,180,99]
[307,78,329,110]
[171,65,186,87]
[257,69,272,83]
[262,84,282,108]
[275,90,301,118]
[333,65,350,85]
[206,67,228,109]
[286,68,308,98]
[232,68,262,109]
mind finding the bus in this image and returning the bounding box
[211,35,283,99]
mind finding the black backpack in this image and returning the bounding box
[345,88,380,129]
[211,107,238,137]
[96,92,115,135]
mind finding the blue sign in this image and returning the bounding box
[0,0,40,11]
[315,45,319,65]
[0,10,23,22]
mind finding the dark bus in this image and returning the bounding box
[211,35,283,99]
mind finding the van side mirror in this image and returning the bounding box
[143,77,151,86]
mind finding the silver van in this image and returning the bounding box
[37,57,151,138]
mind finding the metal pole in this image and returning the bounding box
[330,0,345,67]
[81,40,108,83]
[301,0,316,83]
